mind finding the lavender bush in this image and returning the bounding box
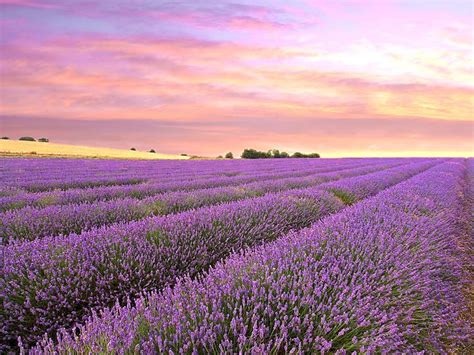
[0,160,403,243]
[31,160,472,353]
[0,159,375,211]
[0,160,435,350]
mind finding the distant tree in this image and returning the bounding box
[242,148,319,159]
[241,148,271,159]
[130,147,136,151]
[291,152,320,158]
[272,149,282,158]
[1,136,9,140]
[225,152,234,159]
[38,138,49,142]
[180,153,188,156]
[241,149,257,159]
[217,155,224,159]
[19,136,36,142]
[149,149,156,153]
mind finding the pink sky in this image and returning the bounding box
[0,0,473,157]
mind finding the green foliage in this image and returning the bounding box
[328,189,356,205]
[292,152,320,158]
[145,229,173,248]
[241,148,319,159]
[271,149,281,158]
[241,149,272,159]
[225,152,234,159]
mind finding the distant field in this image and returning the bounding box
[0,140,189,160]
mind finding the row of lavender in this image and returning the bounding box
[0,159,378,212]
[0,160,407,243]
[31,159,473,353]
[0,160,436,350]
[0,158,367,193]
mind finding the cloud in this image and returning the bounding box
[0,0,61,9]
[1,33,472,124]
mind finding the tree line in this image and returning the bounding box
[1,136,49,142]
[235,149,320,159]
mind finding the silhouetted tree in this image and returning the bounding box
[291,152,320,158]
[19,136,36,142]
[242,148,319,159]
[225,152,234,159]
[1,136,9,140]
[272,149,282,158]
[38,138,49,142]
[149,149,156,153]
[241,148,321,159]
[130,147,136,151]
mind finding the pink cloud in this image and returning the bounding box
[0,0,61,9]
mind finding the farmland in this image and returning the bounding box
[0,157,472,353]
[0,140,189,160]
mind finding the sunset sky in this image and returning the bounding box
[0,0,473,157]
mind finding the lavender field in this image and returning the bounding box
[0,157,472,353]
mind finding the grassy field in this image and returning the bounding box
[0,140,189,160]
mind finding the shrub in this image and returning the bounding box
[149,149,156,153]
[241,149,271,159]
[268,150,290,158]
[38,138,49,143]
[291,152,320,158]
[225,152,233,159]
[130,148,136,151]
[19,136,36,142]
